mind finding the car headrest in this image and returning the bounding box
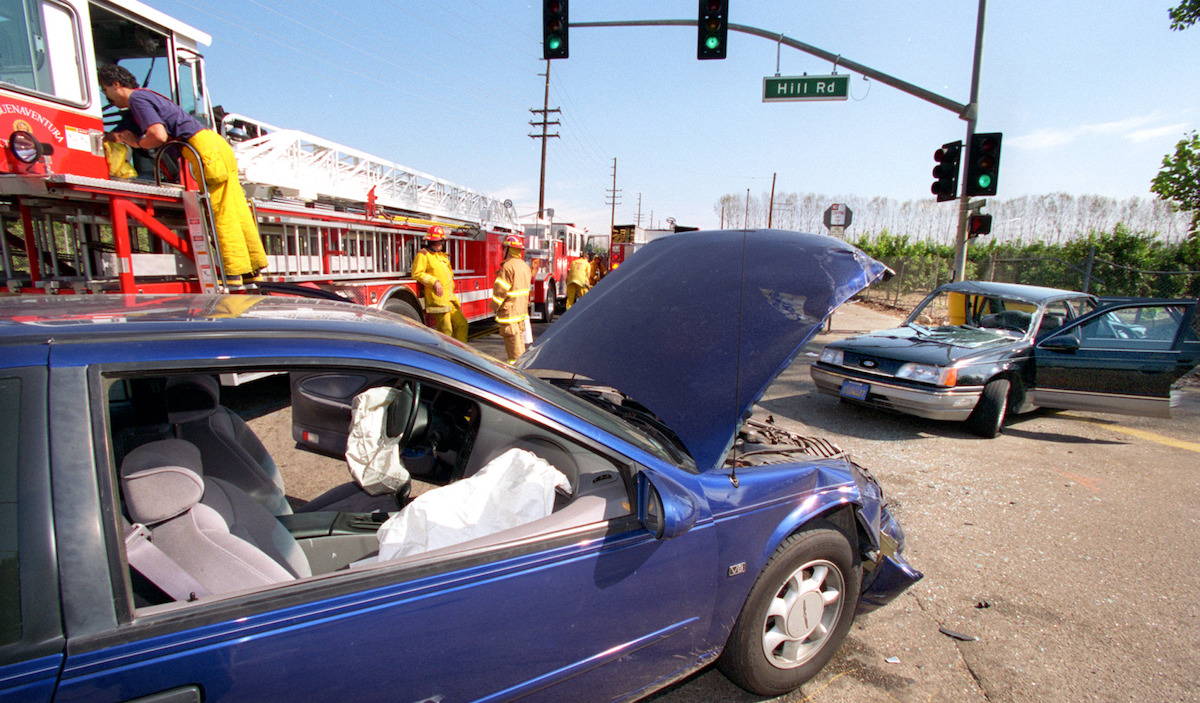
[121,439,205,524]
[166,375,221,424]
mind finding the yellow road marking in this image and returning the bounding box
[1063,415,1200,453]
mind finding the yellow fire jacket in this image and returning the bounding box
[411,248,460,314]
[567,257,591,287]
[491,254,532,325]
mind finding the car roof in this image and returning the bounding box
[934,280,1094,305]
[0,294,462,358]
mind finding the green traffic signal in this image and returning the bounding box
[548,35,562,51]
[705,35,720,50]
[977,174,992,190]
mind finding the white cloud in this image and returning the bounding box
[1009,113,1191,150]
[1126,123,1190,143]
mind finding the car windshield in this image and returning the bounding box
[906,290,1040,336]
[451,344,693,470]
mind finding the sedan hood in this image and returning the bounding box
[832,325,1017,365]
[519,229,887,473]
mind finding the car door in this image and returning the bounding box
[1031,300,1200,417]
[49,352,719,703]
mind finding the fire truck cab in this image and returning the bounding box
[0,0,520,327]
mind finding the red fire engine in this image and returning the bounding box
[0,0,520,326]
[522,221,585,321]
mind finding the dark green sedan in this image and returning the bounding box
[811,281,1200,437]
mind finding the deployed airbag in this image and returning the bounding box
[346,387,411,496]
[376,448,571,560]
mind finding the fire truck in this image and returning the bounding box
[0,0,521,325]
[522,221,585,321]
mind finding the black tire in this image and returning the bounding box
[383,297,422,324]
[716,526,861,696]
[537,281,556,322]
[966,378,1010,438]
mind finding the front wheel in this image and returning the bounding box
[966,378,1010,438]
[716,526,860,696]
[537,281,556,322]
[384,297,422,324]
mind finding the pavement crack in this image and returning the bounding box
[912,592,994,702]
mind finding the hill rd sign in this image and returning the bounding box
[763,75,850,102]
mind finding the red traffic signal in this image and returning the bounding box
[967,214,993,238]
[543,0,568,59]
[697,0,728,60]
[931,141,961,202]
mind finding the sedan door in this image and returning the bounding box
[1031,300,1199,417]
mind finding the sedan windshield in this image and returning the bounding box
[907,290,1039,336]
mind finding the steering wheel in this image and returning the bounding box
[385,381,422,448]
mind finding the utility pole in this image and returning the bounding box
[605,158,621,235]
[768,172,777,227]
[528,60,560,215]
[635,193,643,227]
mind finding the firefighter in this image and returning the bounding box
[98,64,267,290]
[588,251,604,286]
[411,226,467,341]
[491,233,532,363]
[565,253,591,309]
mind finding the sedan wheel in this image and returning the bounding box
[717,526,860,696]
[966,378,1010,438]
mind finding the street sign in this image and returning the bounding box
[763,75,849,102]
[823,203,852,229]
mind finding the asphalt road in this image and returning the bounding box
[469,303,1200,703]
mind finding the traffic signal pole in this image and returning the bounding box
[953,0,988,282]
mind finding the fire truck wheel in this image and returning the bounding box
[384,298,423,323]
[537,282,556,322]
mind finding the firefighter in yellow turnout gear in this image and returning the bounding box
[411,226,468,341]
[565,254,591,309]
[491,234,532,363]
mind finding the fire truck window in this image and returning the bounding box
[90,5,172,101]
[177,54,208,126]
[0,0,85,104]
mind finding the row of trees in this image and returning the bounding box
[712,192,1195,244]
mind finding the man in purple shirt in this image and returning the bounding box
[99,64,267,289]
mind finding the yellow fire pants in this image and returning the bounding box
[184,130,268,278]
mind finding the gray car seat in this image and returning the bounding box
[166,375,403,515]
[121,439,309,597]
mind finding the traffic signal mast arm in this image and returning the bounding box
[569,19,970,117]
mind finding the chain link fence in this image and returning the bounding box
[861,249,1200,313]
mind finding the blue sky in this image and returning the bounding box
[148,1,1199,236]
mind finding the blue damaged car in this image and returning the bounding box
[0,229,919,703]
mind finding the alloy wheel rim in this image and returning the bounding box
[760,558,845,669]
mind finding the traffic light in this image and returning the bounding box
[931,140,961,203]
[543,0,568,59]
[964,132,1002,197]
[697,0,728,60]
[967,214,993,238]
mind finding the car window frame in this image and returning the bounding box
[1039,299,1196,352]
[82,355,647,643]
[0,365,64,669]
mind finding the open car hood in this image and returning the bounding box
[519,229,888,473]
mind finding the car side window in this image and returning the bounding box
[1075,305,1187,351]
[1036,302,1071,338]
[0,377,20,646]
[106,366,633,614]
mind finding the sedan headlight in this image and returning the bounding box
[896,362,957,387]
[819,347,844,366]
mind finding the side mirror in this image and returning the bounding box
[1039,332,1081,353]
[637,472,699,540]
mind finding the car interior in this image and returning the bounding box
[106,368,633,609]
